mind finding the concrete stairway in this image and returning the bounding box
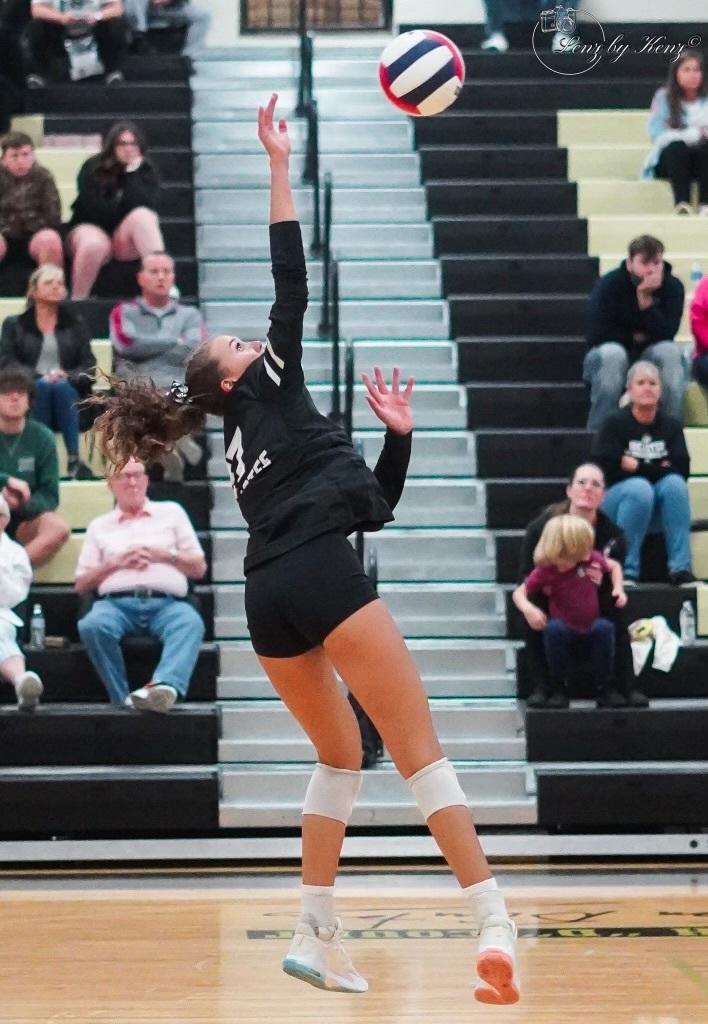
[191,38,532,832]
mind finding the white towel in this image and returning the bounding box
[629,616,681,675]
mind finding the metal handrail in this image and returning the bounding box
[343,333,354,441]
[302,99,321,254]
[295,2,312,116]
[328,259,341,422]
[318,172,333,335]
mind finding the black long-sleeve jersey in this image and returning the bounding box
[223,220,412,573]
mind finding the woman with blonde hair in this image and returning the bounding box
[0,263,95,477]
[513,514,627,708]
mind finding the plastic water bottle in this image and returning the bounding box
[690,261,703,286]
[29,603,46,649]
[679,600,696,647]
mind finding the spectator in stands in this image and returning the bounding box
[518,462,646,709]
[26,0,128,88]
[75,456,206,711]
[690,274,708,386]
[643,49,708,215]
[583,234,685,430]
[592,360,695,588]
[0,368,70,566]
[0,130,63,270]
[514,514,627,710]
[124,0,209,59]
[0,264,95,478]
[0,492,44,710]
[66,122,163,299]
[110,251,206,479]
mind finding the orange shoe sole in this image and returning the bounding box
[474,949,520,1005]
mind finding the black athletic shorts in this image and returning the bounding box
[244,530,379,658]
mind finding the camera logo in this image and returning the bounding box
[540,5,577,35]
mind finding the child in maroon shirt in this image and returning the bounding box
[513,514,627,708]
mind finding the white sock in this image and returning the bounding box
[462,877,510,929]
[301,884,336,928]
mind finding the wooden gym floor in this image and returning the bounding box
[0,866,707,1023]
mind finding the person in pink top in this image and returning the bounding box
[74,457,207,712]
[690,275,708,386]
[513,514,627,709]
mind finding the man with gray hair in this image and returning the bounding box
[0,493,44,710]
[583,234,686,429]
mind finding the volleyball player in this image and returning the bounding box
[90,94,520,1006]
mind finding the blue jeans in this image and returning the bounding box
[543,617,615,688]
[32,377,80,457]
[602,474,692,580]
[78,596,204,705]
[582,341,687,429]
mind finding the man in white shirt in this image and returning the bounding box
[27,0,129,87]
[0,494,44,710]
[75,458,207,712]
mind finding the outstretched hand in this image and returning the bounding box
[361,367,414,435]
[257,93,291,163]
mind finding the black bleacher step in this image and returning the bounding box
[454,79,656,111]
[152,147,194,184]
[409,21,706,48]
[26,584,214,643]
[487,478,567,528]
[477,429,591,478]
[45,115,191,148]
[0,767,218,835]
[506,584,696,641]
[123,54,189,80]
[443,256,597,295]
[453,50,679,80]
[27,84,190,115]
[415,112,556,146]
[24,643,218,702]
[468,385,589,429]
[156,183,194,218]
[147,480,211,532]
[434,217,588,255]
[450,294,589,336]
[458,338,586,383]
[516,643,708,701]
[0,704,218,767]
[420,145,567,180]
[427,181,577,216]
[90,255,197,300]
[536,767,708,828]
[527,702,708,762]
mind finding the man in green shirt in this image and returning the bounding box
[0,369,69,566]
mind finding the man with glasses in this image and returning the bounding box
[75,456,207,711]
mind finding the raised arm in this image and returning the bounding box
[362,367,413,511]
[258,94,308,392]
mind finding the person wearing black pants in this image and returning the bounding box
[26,1,128,86]
[655,139,708,208]
[518,462,648,709]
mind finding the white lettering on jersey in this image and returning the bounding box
[627,434,668,463]
[225,427,246,491]
[240,450,272,494]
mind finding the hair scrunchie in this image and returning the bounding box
[168,380,193,405]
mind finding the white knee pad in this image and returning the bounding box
[407,757,468,820]
[302,763,363,824]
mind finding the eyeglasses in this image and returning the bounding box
[573,478,604,489]
[116,137,138,146]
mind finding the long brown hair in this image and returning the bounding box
[89,344,227,470]
[96,121,154,188]
[665,49,706,129]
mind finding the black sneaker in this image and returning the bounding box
[26,73,46,88]
[526,685,548,709]
[626,687,649,708]
[596,687,628,709]
[546,686,569,709]
[669,570,697,588]
[105,70,124,86]
[623,577,639,588]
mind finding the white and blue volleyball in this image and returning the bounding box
[378,30,466,117]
